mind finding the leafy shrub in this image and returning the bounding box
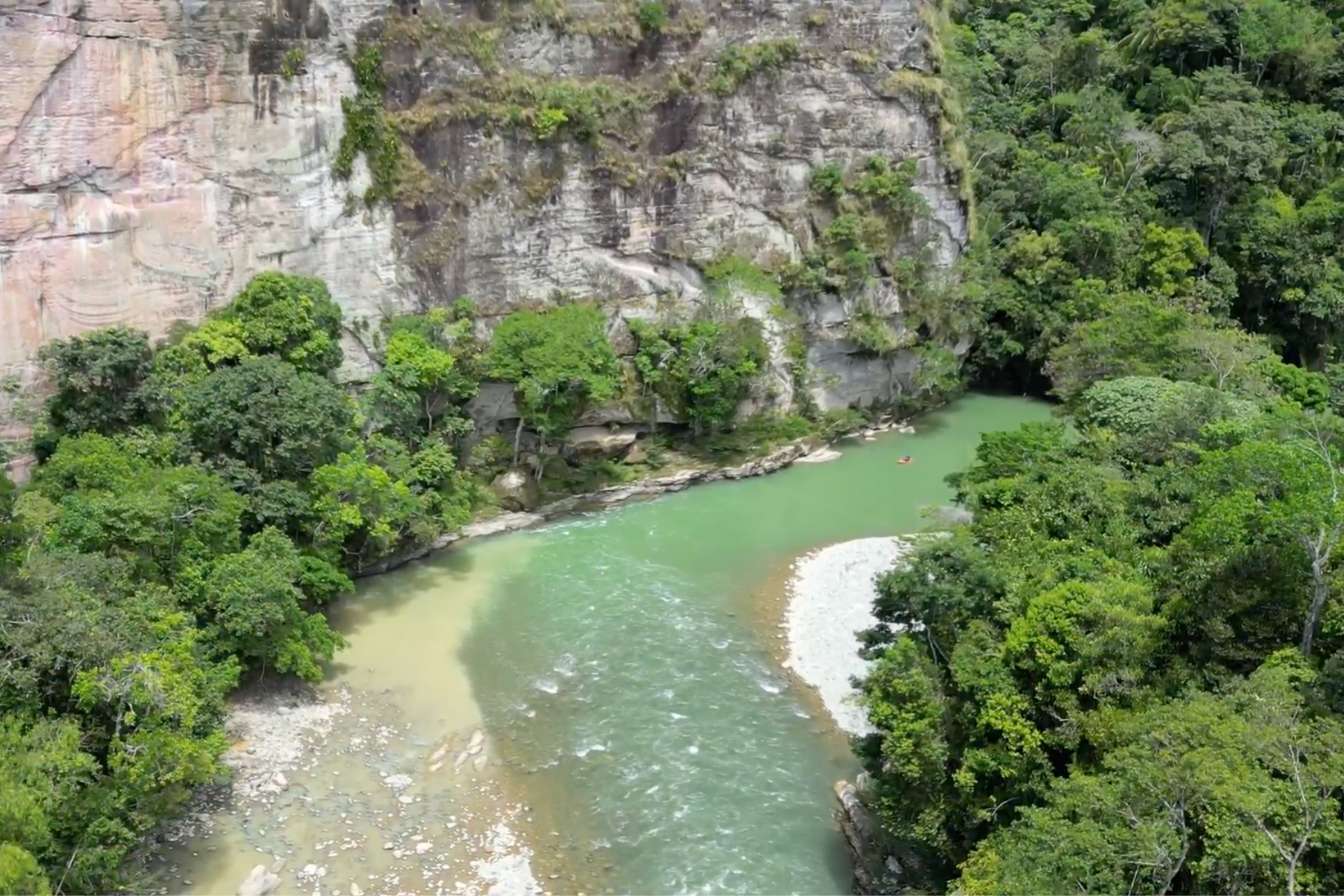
[708,39,800,95]
[703,255,782,299]
[636,1,669,35]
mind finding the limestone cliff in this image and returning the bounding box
[0,0,404,441]
[0,0,968,448]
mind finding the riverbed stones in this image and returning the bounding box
[785,537,913,734]
[258,771,288,794]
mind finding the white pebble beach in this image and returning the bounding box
[783,536,912,736]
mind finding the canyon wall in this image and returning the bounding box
[0,0,406,442]
[0,0,968,450]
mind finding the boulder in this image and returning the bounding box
[566,426,639,459]
[237,865,280,896]
[491,469,539,511]
[624,440,649,465]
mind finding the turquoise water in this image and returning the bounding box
[166,394,1049,895]
[456,394,1052,894]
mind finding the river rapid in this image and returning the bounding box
[162,394,1050,896]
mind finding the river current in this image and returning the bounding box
[165,394,1049,895]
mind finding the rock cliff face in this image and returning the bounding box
[0,0,405,440]
[0,0,968,445]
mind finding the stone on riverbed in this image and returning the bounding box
[237,864,280,896]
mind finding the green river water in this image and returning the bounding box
[167,394,1049,896]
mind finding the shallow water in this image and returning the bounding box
[168,394,1050,895]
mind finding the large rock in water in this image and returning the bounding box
[1,0,971,443]
[237,864,280,896]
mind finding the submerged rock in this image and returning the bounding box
[237,864,280,896]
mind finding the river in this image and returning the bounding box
[162,394,1049,896]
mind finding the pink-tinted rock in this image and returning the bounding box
[0,0,407,439]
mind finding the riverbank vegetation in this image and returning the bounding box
[0,274,482,892]
[857,0,1344,892]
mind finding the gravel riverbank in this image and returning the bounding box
[783,537,913,736]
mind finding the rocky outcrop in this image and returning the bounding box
[836,777,917,895]
[2,0,969,447]
[835,779,887,894]
[378,0,970,422]
[836,772,935,894]
[565,425,640,458]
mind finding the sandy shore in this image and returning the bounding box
[783,537,912,736]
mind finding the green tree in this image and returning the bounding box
[366,311,478,443]
[0,843,49,896]
[1173,415,1344,660]
[179,356,354,483]
[309,447,422,571]
[38,327,158,441]
[215,272,345,373]
[196,529,342,681]
[631,318,768,435]
[959,656,1344,896]
[71,617,236,827]
[26,434,244,581]
[0,716,97,890]
[151,272,346,389]
[487,305,619,461]
[0,553,177,715]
